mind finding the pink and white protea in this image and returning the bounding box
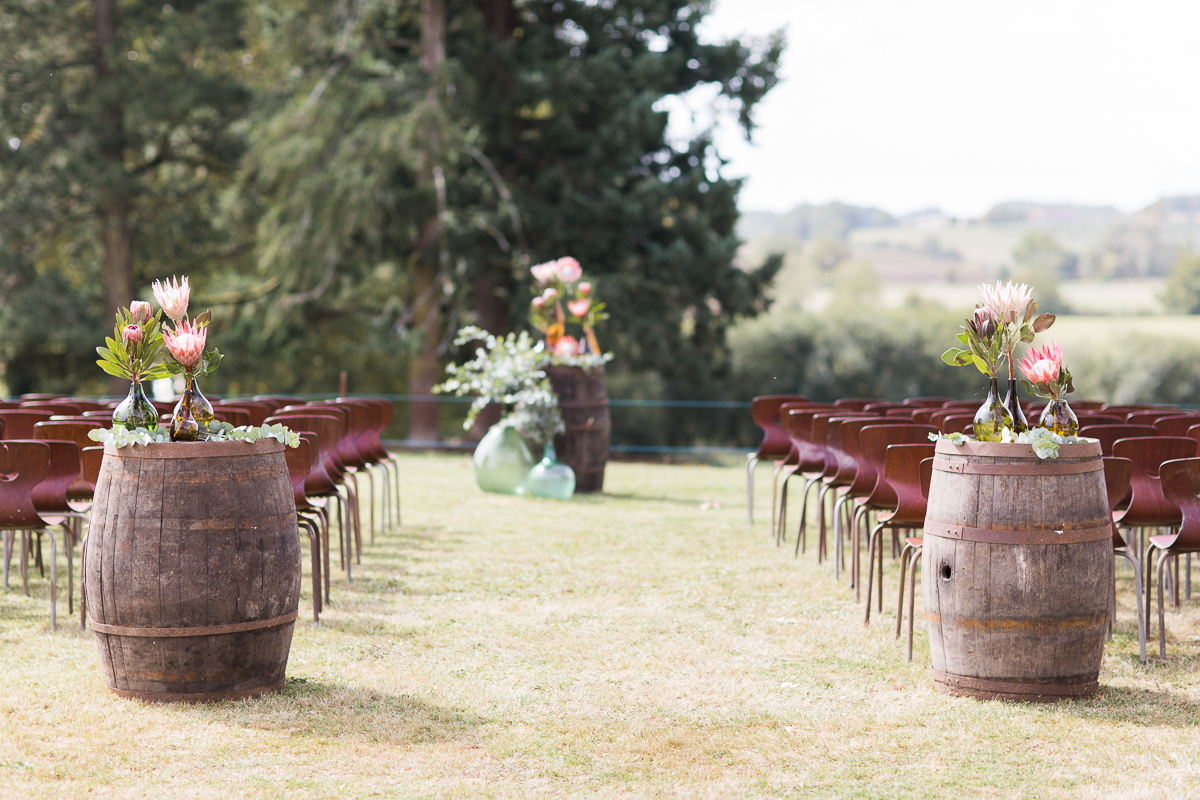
[554,335,579,356]
[1018,341,1064,386]
[542,287,558,301]
[129,300,152,322]
[567,299,590,318]
[152,276,190,322]
[577,281,591,296]
[556,257,582,283]
[122,324,143,346]
[532,296,546,309]
[163,319,207,372]
[978,281,1033,325]
[530,261,559,285]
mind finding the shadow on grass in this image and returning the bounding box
[1059,681,1200,727]
[168,678,487,745]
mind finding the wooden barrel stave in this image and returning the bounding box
[922,439,1112,701]
[86,440,300,702]
[545,365,610,493]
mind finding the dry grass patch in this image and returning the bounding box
[2,453,1200,797]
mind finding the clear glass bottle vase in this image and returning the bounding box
[113,379,159,432]
[170,373,216,441]
[526,441,576,500]
[973,376,1013,442]
[1004,377,1028,434]
[1038,399,1078,436]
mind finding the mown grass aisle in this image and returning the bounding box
[1,453,1198,798]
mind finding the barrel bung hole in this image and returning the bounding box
[940,563,952,581]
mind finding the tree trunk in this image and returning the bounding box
[94,0,135,395]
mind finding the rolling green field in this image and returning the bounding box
[2,454,1199,798]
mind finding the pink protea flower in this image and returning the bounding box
[577,281,591,296]
[129,300,152,322]
[1018,340,1063,384]
[568,299,590,318]
[152,276,190,321]
[978,281,1033,325]
[531,261,559,285]
[542,287,558,301]
[122,324,143,346]
[163,319,207,371]
[554,335,579,356]
[532,296,546,309]
[556,257,582,283]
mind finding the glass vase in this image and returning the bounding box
[973,376,1013,442]
[473,422,534,495]
[1004,377,1028,435]
[525,442,576,500]
[170,373,216,442]
[112,379,159,432]
[1038,399,1079,436]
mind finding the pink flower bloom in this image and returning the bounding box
[122,324,143,346]
[577,281,591,296]
[532,296,546,309]
[554,335,579,356]
[129,300,152,322]
[568,299,590,318]
[531,261,559,285]
[1018,340,1064,385]
[152,275,190,321]
[978,281,1034,325]
[163,319,207,371]
[556,257,582,283]
[542,287,558,301]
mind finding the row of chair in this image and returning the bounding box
[0,393,401,629]
[747,395,1200,662]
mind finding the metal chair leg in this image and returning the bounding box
[907,549,922,661]
[1116,548,1147,662]
[746,455,758,526]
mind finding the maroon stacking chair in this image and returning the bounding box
[896,455,935,660]
[0,441,64,629]
[1110,437,1200,634]
[26,440,87,618]
[746,395,807,527]
[1101,456,1146,661]
[213,401,271,427]
[64,399,109,413]
[776,405,833,550]
[17,393,64,402]
[211,406,251,427]
[928,409,963,430]
[938,413,976,435]
[810,411,872,561]
[359,397,402,529]
[0,401,21,410]
[903,397,954,408]
[864,443,936,626]
[1127,411,1177,427]
[1153,415,1200,438]
[863,402,901,414]
[283,435,325,622]
[285,404,367,554]
[1073,413,1123,427]
[850,424,938,599]
[1071,400,1106,411]
[0,410,54,440]
[769,401,818,540]
[342,397,401,532]
[885,408,916,418]
[832,398,880,411]
[910,409,938,425]
[1078,424,1160,457]
[319,400,379,542]
[254,395,306,414]
[82,409,116,418]
[265,413,356,584]
[830,417,908,575]
[941,399,982,409]
[331,398,396,541]
[21,401,82,416]
[818,414,881,572]
[1150,458,1200,660]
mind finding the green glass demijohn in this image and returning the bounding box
[473,422,535,495]
[169,373,217,442]
[525,441,576,500]
[1038,399,1079,436]
[112,379,159,432]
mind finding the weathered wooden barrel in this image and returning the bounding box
[922,438,1112,702]
[85,439,301,703]
[545,365,611,493]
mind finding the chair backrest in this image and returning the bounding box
[880,443,937,526]
[1078,424,1161,457]
[29,440,82,514]
[1074,413,1123,427]
[284,435,315,509]
[339,397,389,463]
[783,407,830,473]
[938,413,976,435]
[1112,437,1199,528]
[827,416,885,485]
[903,397,954,408]
[1071,400,1106,411]
[812,412,870,479]
[213,402,271,427]
[831,398,880,411]
[1155,415,1200,438]
[21,401,82,415]
[1101,456,1133,547]
[253,395,306,414]
[885,407,916,418]
[67,399,110,413]
[75,445,105,501]
[34,420,104,449]
[265,414,341,491]
[941,399,981,409]
[1158,458,1200,551]
[841,418,909,497]
[1127,411,1176,426]
[859,425,938,509]
[18,393,65,402]
[0,440,51,528]
[749,395,809,459]
[212,407,251,427]
[0,410,54,440]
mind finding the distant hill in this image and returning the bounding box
[983,201,1123,226]
[738,201,895,242]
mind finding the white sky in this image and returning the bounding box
[694,0,1200,218]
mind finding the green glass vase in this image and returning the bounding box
[170,373,216,442]
[973,376,1013,442]
[525,442,576,500]
[112,379,159,432]
[1038,399,1078,436]
[473,422,534,494]
[1004,377,1028,434]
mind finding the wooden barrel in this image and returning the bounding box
[84,439,301,703]
[922,439,1112,702]
[545,365,610,493]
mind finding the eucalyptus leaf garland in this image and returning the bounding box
[89,422,300,449]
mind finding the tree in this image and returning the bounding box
[1012,230,1074,314]
[1162,252,1200,314]
[0,0,251,393]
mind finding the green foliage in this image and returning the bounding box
[1161,252,1200,314]
[88,421,299,448]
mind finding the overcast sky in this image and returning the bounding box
[693,0,1200,218]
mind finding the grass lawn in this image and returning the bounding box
[2,453,1199,798]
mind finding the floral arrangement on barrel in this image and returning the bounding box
[93,275,297,448]
[528,256,610,365]
[941,280,1056,442]
[1018,340,1078,436]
